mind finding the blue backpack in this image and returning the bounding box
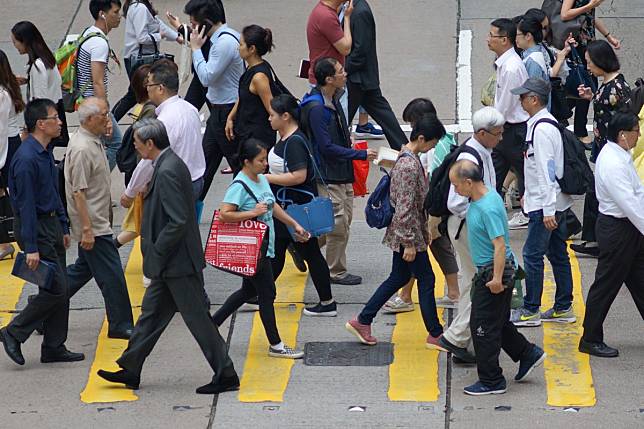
[364,153,413,229]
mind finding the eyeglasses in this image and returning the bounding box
[488,32,506,38]
[483,129,503,138]
[94,111,110,118]
[145,82,162,89]
[519,93,537,101]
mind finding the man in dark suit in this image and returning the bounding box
[97,118,239,395]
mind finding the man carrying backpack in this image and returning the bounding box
[301,57,376,285]
[436,107,506,362]
[509,78,575,327]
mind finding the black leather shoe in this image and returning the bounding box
[287,243,307,273]
[97,369,140,390]
[41,347,85,363]
[331,274,362,285]
[196,373,240,395]
[570,242,599,258]
[0,328,25,365]
[438,336,476,364]
[578,338,618,358]
[107,329,133,340]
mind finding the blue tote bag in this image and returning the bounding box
[275,135,334,239]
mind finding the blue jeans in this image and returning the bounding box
[101,112,122,171]
[358,248,443,337]
[522,210,573,313]
[67,235,134,332]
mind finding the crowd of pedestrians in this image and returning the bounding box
[0,0,642,399]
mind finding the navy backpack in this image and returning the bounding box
[364,153,413,229]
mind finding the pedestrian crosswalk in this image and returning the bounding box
[0,240,600,407]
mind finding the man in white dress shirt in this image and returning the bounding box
[487,18,531,230]
[120,60,206,208]
[438,107,505,363]
[508,78,575,328]
[579,111,644,358]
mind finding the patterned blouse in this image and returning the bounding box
[573,0,596,44]
[383,146,430,252]
[593,73,632,149]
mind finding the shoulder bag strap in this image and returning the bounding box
[288,133,329,189]
[528,118,559,144]
[230,179,260,203]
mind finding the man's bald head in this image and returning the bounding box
[450,159,484,183]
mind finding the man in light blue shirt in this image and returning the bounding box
[186,0,244,206]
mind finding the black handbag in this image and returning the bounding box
[565,46,596,99]
[0,194,15,244]
[129,34,174,70]
[542,44,573,121]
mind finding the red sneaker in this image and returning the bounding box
[345,317,377,345]
[426,333,447,351]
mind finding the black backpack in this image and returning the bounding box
[116,124,137,186]
[424,142,484,217]
[528,118,593,195]
[630,77,644,116]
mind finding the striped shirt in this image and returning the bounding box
[77,26,109,98]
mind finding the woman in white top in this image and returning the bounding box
[112,0,179,121]
[0,50,26,260]
[11,21,69,147]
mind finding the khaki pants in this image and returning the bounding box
[317,183,354,280]
[442,215,477,349]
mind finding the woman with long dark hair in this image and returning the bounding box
[11,20,69,147]
[572,40,632,257]
[264,94,337,316]
[0,49,26,259]
[111,0,180,121]
[225,25,279,151]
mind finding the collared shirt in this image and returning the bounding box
[192,24,244,105]
[523,109,573,216]
[123,2,178,59]
[125,96,206,198]
[595,141,644,235]
[494,48,530,124]
[447,137,496,219]
[64,126,113,241]
[8,135,69,253]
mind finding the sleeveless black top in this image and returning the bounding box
[234,61,278,147]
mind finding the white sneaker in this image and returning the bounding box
[435,296,458,309]
[508,212,529,230]
[268,345,304,359]
[142,276,152,288]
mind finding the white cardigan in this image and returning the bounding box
[27,58,62,102]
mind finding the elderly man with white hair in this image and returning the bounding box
[64,97,134,340]
[438,106,506,362]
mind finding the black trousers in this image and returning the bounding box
[272,220,332,302]
[184,74,210,112]
[212,257,281,345]
[111,58,137,122]
[347,82,407,151]
[581,186,599,242]
[492,121,527,197]
[470,272,531,386]
[582,214,644,343]
[117,271,236,381]
[566,44,598,138]
[7,216,69,351]
[199,103,237,201]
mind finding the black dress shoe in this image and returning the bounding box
[439,336,476,364]
[41,347,85,363]
[196,373,240,394]
[578,338,619,358]
[287,243,307,273]
[330,273,362,285]
[107,329,133,340]
[0,328,25,365]
[570,242,599,258]
[97,369,140,390]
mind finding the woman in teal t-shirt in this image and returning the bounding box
[211,139,309,360]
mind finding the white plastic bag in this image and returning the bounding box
[178,26,192,86]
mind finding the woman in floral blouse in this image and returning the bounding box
[345,114,448,350]
[572,39,631,257]
[562,0,621,144]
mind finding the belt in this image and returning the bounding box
[210,103,235,109]
[37,211,57,219]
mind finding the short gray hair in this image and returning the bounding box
[132,118,171,150]
[526,91,549,108]
[472,106,506,133]
[77,97,106,124]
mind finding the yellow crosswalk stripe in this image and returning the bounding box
[388,252,445,401]
[80,238,146,403]
[238,254,307,402]
[541,243,596,407]
[0,247,24,328]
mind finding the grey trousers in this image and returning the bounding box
[117,272,235,381]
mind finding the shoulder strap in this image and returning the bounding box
[287,133,328,188]
[459,144,485,177]
[218,31,240,44]
[542,43,556,67]
[231,179,259,203]
[529,118,560,143]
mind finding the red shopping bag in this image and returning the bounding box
[352,140,370,197]
[204,210,268,278]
